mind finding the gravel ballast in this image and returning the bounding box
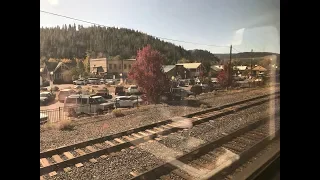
[44,94,279,180]
[41,86,279,152]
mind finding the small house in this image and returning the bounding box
[52,62,71,83]
[176,63,205,78]
[252,65,267,77]
[40,63,50,81]
[162,65,190,79]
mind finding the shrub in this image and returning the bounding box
[52,86,59,91]
[112,109,124,117]
[200,104,208,109]
[43,119,74,131]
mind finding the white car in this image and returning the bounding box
[128,85,139,94]
[73,79,87,85]
[100,79,105,84]
[115,96,138,108]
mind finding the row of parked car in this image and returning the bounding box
[73,78,120,85]
[64,94,143,116]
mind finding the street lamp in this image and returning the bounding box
[50,71,54,92]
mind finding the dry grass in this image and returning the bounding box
[112,109,124,117]
[43,119,74,131]
[200,104,208,109]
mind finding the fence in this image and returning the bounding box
[40,104,112,123]
[40,98,142,124]
[40,107,71,123]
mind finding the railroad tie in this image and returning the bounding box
[114,138,125,144]
[123,136,135,141]
[153,127,164,132]
[52,155,71,172]
[94,143,104,150]
[85,146,98,163]
[105,140,116,146]
[40,158,57,176]
[129,171,140,177]
[166,124,176,128]
[161,125,171,129]
[131,133,143,138]
[145,129,156,134]
[64,151,83,168]
[138,131,148,136]
[172,169,193,180]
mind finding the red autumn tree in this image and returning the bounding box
[217,65,229,87]
[128,45,170,103]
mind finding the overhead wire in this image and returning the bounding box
[40,10,230,48]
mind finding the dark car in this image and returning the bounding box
[40,92,56,106]
[178,80,186,87]
[190,85,203,96]
[94,89,113,99]
[180,88,194,97]
[201,84,211,93]
[115,85,125,96]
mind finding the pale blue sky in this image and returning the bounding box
[40,0,280,54]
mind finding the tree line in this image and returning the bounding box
[40,25,220,66]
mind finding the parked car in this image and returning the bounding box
[129,95,143,104]
[40,92,56,106]
[115,96,138,108]
[40,87,48,91]
[211,82,223,90]
[180,88,194,97]
[74,85,82,90]
[64,94,114,116]
[201,84,211,93]
[178,80,186,87]
[105,79,116,85]
[190,85,203,96]
[183,79,191,86]
[40,112,48,122]
[115,85,125,95]
[73,79,87,85]
[160,88,184,102]
[127,85,140,95]
[100,79,105,84]
[88,78,100,84]
[58,89,76,102]
[94,88,113,99]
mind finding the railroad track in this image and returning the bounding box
[130,115,280,180]
[40,91,279,178]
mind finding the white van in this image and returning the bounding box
[64,94,114,116]
[58,89,76,102]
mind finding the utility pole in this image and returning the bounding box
[250,49,253,78]
[228,45,232,87]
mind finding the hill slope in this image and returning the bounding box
[40,25,220,65]
[40,25,279,66]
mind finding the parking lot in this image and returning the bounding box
[40,84,191,110]
[40,84,119,110]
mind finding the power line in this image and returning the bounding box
[232,47,243,53]
[40,10,229,48]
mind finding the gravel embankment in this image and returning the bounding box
[46,96,279,180]
[159,98,280,153]
[45,147,164,180]
[139,98,279,156]
[224,139,280,180]
[40,86,279,151]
